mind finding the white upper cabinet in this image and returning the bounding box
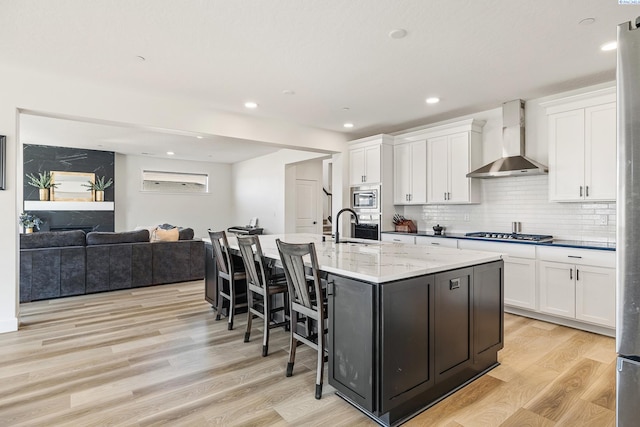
[393,140,427,204]
[350,143,381,185]
[544,88,616,202]
[426,122,483,204]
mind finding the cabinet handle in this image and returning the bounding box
[393,239,401,242]
[586,186,589,197]
[580,186,583,197]
[450,278,460,290]
[570,268,573,280]
[567,255,582,259]
[409,194,412,201]
[448,192,451,200]
[444,192,447,201]
[327,280,335,296]
[431,242,440,246]
[576,269,580,281]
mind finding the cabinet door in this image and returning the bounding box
[394,143,411,204]
[410,141,428,204]
[585,103,616,201]
[434,267,472,382]
[448,132,471,203]
[427,136,449,203]
[575,265,616,327]
[349,147,365,185]
[539,261,576,319]
[380,275,434,413]
[548,110,585,201]
[364,144,381,184]
[473,261,504,359]
[504,257,537,310]
[328,274,375,411]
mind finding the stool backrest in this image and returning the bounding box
[276,239,322,311]
[237,235,267,289]
[208,229,232,275]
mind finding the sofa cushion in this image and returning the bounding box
[86,230,150,245]
[178,227,195,240]
[151,227,179,242]
[20,230,86,249]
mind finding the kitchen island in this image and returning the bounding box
[218,233,504,426]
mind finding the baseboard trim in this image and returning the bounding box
[0,316,19,334]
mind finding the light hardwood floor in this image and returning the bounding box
[0,281,616,426]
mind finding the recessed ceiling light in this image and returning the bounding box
[282,89,295,95]
[426,97,440,104]
[196,136,203,139]
[579,18,595,25]
[389,29,407,39]
[343,123,354,128]
[601,41,617,51]
[167,151,175,155]
[245,101,258,109]
[136,55,146,62]
[342,107,350,111]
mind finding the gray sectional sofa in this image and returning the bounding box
[20,229,205,303]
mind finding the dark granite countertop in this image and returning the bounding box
[381,230,616,251]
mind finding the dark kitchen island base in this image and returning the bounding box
[328,260,504,427]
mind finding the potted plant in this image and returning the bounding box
[19,212,43,233]
[83,175,113,201]
[25,171,57,201]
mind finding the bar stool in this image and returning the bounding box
[208,229,247,330]
[275,238,327,399]
[237,235,289,357]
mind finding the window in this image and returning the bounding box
[141,170,208,193]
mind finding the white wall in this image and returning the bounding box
[232,149,330,235]
[0,63,347,333]
[115,154,232,238]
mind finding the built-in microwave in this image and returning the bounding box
[351,186,379,210]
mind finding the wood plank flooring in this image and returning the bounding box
[0,281,616,426]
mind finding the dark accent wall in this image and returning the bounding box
[23,144,115,232]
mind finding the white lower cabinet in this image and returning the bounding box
[503,257,537,310]
[538,246,615,328]
[458,239,537,310]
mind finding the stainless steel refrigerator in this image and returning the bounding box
[617,16,640,427]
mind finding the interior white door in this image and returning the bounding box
[295,179,319,233]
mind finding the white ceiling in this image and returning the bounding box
[2,0,639,162]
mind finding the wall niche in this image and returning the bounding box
[23,144,115,232]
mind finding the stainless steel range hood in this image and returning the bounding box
[466,99,548,178]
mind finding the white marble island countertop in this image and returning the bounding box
[206,233,502,284]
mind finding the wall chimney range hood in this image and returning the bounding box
[466,99,548,178]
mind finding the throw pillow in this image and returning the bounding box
[151,227,179,242]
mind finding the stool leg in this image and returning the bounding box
[228,277,235,330]
[315,318,325,399]
[262,289,270,357]
[215,276,224,321]
[244,289,253,343]
[286,310,297,377]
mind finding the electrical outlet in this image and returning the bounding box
[464,213,470,222]
[599,215,608,225]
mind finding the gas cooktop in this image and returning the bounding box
[465,232,553,243]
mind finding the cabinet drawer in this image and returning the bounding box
[537,246,615,268]
[381,233,415,244]
[415,236,458,248]
[458,239,535,259]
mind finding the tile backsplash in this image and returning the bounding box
[401,175,616,243]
